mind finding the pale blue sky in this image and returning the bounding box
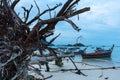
[15,0,120,46]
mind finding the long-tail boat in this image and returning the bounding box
[81,44,114,58]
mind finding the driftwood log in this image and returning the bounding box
[0,0,90,79]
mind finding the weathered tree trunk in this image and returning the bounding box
[0,0,90,79]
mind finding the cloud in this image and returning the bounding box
[91,1,120,24]
[14,0,120,45]
[77,0,120,30]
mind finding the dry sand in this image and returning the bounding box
[29,57,120,80]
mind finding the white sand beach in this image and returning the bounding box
[29,56,120,80]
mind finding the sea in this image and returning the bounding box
[73,46,120,67]
[51,45,120,67]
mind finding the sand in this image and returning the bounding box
[29,57,120,80]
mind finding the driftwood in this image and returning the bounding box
[60,66,118,71]
[30,54,74,62]
[0,0,90,79]
[68,57,87,76]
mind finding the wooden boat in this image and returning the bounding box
[81,44,114,58]
[74,47,87,55]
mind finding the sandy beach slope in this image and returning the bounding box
[29,57,120,80]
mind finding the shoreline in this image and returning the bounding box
[28,57,120,80]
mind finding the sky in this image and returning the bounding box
[15,0,120,46]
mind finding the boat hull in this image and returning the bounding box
[81,51,112,58]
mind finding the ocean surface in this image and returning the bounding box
[52,45,120,67]
[73,46,120,67]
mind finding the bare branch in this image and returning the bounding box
[64,19,81,31]
[0,46,23,69]
[22,5,33,23]
[27,3,62,25]
[47,4,52,18]
[11,0,20,9]
[63,0,80,16]
[25,16,66,44]
[47,33,61,46]
[25,7,90,44]
[67,7,90,18]
[38,7,90,38]
[11,69,24,80]
[37,2,90,39]
[57,0,73,16]
[0,0,90,79]
[34,0,40,14]
[69,0,80,8]
[40,3,62,16]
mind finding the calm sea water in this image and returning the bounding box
[111,47,120,66]
[73,46,120,67]
[51,45,120,67]
[111,47,120,61]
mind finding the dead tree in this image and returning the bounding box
[0,0,90,79]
